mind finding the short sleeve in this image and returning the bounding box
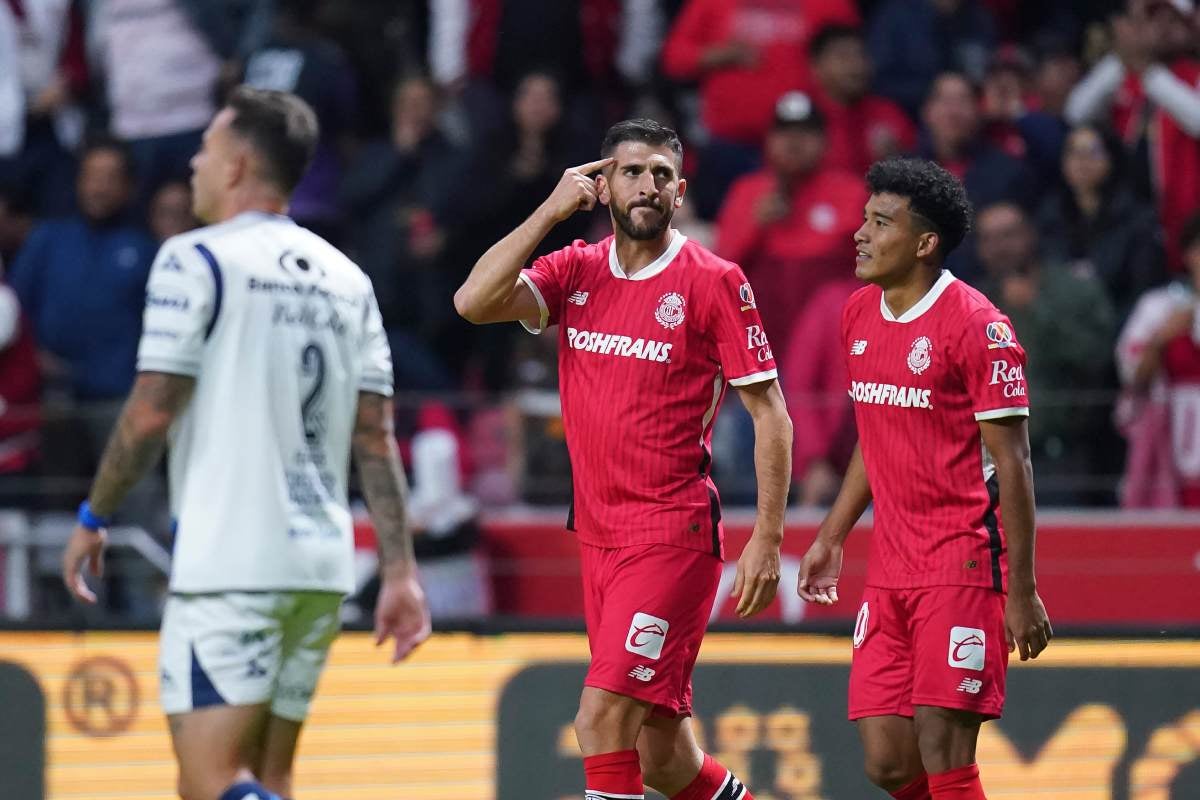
[956,313,1030,421]
[136,239,219,376]
[359,286,394,397]
[708,265,778,386]
[516,242,578,334]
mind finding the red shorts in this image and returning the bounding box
[848,585,1008,721]
[581,542,722,717]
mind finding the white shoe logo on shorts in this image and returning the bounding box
[948,626,986,671]
[626,612,670,660]
[957,678,983,694]
[628,665,656,682]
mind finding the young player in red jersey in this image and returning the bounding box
[796,158,1052,800]
[455,119,793,800]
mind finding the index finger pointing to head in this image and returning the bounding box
[575,157,615,175]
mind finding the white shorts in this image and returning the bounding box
[159,591,342,722]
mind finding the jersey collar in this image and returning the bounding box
[607,230,688,281]
[879,269,957,323]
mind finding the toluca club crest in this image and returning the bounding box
[655,292,686,330]
[907,336,932,375]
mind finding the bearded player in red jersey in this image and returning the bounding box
[796,158,1052,800]
[455,119,792,800]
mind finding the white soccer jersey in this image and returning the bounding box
[138,211,393,594]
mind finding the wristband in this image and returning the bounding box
[78,500,111,532]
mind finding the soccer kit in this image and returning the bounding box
[137,211,394,720]
[841,270,1029,720]
[519,231,777,714]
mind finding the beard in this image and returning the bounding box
[612,198,674,241]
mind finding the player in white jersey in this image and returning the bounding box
[62,88,430,800]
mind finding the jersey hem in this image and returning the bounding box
[863,579,1007,593]
[728,368,778,387]
[517,272,550,334]
[358,378,395,397]
[137,358,200,377]
[974,407,1030,421]
[167,586,351,596]
[574,531,726,560]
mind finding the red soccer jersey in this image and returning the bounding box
[842,271,1030,591]
[519,233,778,555]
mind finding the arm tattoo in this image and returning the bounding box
[352,393,415,569]
[89,372,195,517]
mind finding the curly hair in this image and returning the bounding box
[866,158,973,259]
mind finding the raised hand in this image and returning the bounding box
[540,158,615,223]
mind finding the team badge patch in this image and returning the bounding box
[986,320,1016,349]
[907,336,932,375]
[738,282,756,311]
[625,612,670,660]
[947,626,986,671]
[655,292,686,330]
[853,602,870,648]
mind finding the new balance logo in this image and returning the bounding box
[851,339,868,355]
[569,290,589,306]
[628,665,656,682]
[958,678,983,695]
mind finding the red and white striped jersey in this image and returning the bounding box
[519,232,777,555]
[842,271,1029,591]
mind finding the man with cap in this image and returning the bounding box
[1066,0,1200,271]
[715,90,867,367]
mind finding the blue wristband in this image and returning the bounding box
[78,501,111,532]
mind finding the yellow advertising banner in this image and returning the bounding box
[1,632,1197,799]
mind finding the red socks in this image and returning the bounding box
[891,772,931,800]
[928,764,986,799]
[671,753,753,800]
[584,750,644,800]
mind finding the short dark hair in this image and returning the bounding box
[809,24,863,59]
[226,86,319,195]
[601,118,683,171]
[1182,211,1200,253]
[80,136,135,180]
[866,158,973,258]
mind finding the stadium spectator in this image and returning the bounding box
[782,278,860,506]
[1065,0,1200,271]
[980,47,1067,186]
[450,70,594,389]
[7,140,160,524]
[808,24,918,175]
[919,71,1036,281]
[715,91,866,367]
[0,0,86,218]
[975,201,1117,505]
[146,179,197,243]
[339,75,463,344]
[867,0,997,117]
[661,0,860,218]
[243,0,361,241]
[1031,33,1083,120]
[0,274,40,509]
[1115,213,1200,507]
[428,0,655,146]
[1036,124,1166,321]
[0,186,36,268]
[88,0,224,206]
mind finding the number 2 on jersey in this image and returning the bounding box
[301,343,326,444]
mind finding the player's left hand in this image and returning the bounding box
[732,531,781,617]
[62,525,106,604]
[374,565,432,664]
[1005,589,1053,661]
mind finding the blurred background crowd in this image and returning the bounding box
[1,0,1199,621]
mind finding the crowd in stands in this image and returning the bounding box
[1,0,1200,616]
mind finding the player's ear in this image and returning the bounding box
[596,172,611,206]
[674,177,687,208]
[915,230,939,260]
